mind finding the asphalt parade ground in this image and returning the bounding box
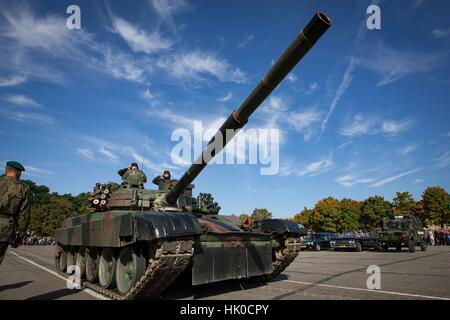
[0,245,449,300]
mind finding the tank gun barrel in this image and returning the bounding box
[165,12,331,205]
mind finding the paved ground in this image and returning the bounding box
[0,245,449,300]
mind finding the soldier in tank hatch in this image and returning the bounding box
[0,161,30,266]
[152,170,172,191]
[117,162,147,189]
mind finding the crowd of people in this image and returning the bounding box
[22,231,55,246]
[427,229,450,246]
[335,230,372,237]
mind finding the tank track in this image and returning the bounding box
[57,238,193,300]
[252,237,301,281]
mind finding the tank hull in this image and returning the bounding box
[54,211,303,291]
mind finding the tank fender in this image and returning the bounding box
[259,219,307,236]
[133,211,203,241]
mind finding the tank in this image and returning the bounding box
[54,12,332,300]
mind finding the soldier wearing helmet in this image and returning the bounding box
[152,170,172,191]
[117,162,147,189]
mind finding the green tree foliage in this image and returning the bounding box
[292,207,313,228]
[422,186,450,227]
[29,196,75,235]
[251,208,272,222]
[310,197,341,233]
[360,196,392,229]
[339,198,361,232]
[393,191,416,215]
[21,180,91,236]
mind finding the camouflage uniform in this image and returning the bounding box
[152,176,172,192]
[0,175,30,265]
[119,168,147,189]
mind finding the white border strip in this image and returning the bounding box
[281,279,450,300]
[8,251,109,300]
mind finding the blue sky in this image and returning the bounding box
[0,0,449,218]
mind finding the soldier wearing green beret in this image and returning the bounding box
[0,161,31,266]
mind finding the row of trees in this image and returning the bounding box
[291,187,450,233]
[20,179,450,236]
[22,180,91,236]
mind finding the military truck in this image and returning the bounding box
[379,216,427,253]
[53,12,332,299]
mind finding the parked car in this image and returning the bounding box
[300,233,334,251]
[330,234,380,252]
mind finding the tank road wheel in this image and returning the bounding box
[55,244,68,272]
[116,246,147,295]
[420,240,427,251]
[408,240,416,253]
[66,247,78,274]
[86,247,100,283]
[99,248,117,289]
[76,247,87,279]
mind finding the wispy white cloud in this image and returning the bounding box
[433,151,450,168]
[381,119,414,135]
[340,114,377,137]
[0,75,26,87]
[77,148,94,160]
[361,41,446,86]
[335,175,373,187]
[141,89,157,104]
[370,168,422,187]
[286,108,322,141]
[432,28,450,39]
[320,57,358,135]
[102,49,148,83]
[399,144,417,156]
[304,81,320,96]
[112,17,172,54]
[287,73,297,83]
[298,153,333,177]
[157,51,247,83]
[218,92,232,102]
[0,108,54,124]
[281,153,333,177]
[338,140,353,149]
[130,150,178,172]
[147,107,198,127]
[24,165,56,175]
[23,165,56,177]
[238,34,254,49]
[340,114,413,137]
[1,6,148,85]
[413,0,425,9]
[149,0,189,32]
[98,146,120,163]
[4,94,40,107]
